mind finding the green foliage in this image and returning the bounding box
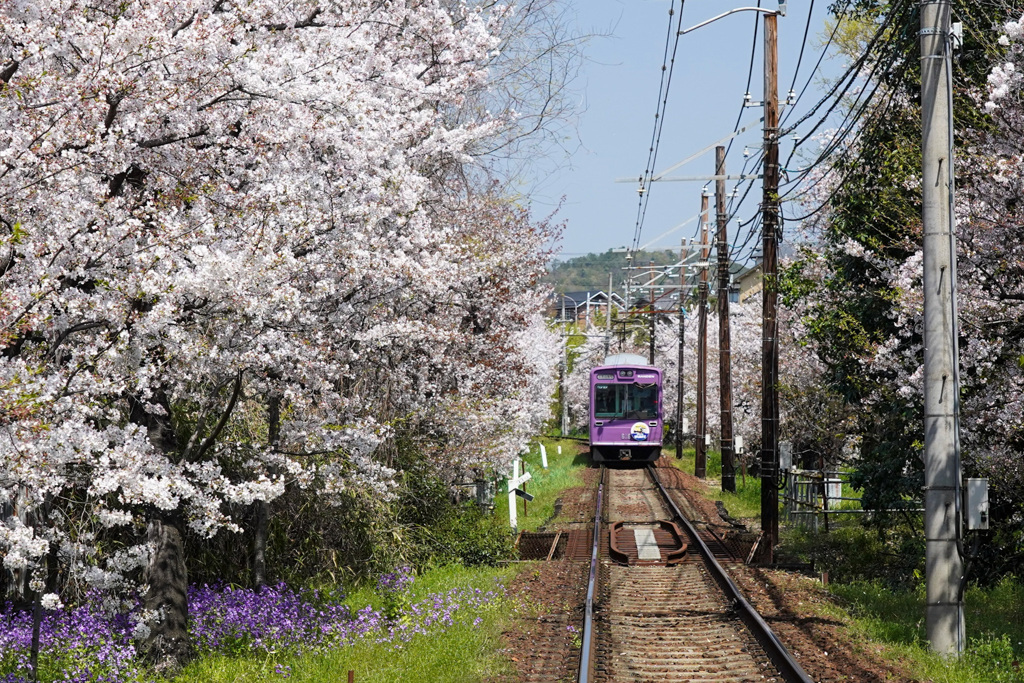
[544,248,680,292]
[830,578,1024,683]
[784,523,925,588]
[960,634,1023,683]
[784,0,1015,535]
[395,467,514,569]
[417,501,515,567]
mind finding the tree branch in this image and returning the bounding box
[1,61,18,85]
[138,126,210,149]
[193,370,245,461]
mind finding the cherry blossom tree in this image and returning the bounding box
[782,1,1024,577]
[0,0,563,668]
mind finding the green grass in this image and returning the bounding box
[495,438,590,533]
[829,579,1024,682]
[668,445,763,520]
[174,564,519,683]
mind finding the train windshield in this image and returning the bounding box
[594,383,659,420]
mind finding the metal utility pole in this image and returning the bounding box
[648,261,656,365]
[695,191,710,478]
[716,146,736,493]
[921,0,964,655]
[675,239,688,458]
[760,10,781,563]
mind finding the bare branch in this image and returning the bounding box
[193,370,245,461]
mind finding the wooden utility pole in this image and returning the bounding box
[716,146,735,493]
[675,239,688,458]
[760,11,781,563]
[605,273,613,357]
[648,261,656,365]
[920,0,964,654]
[695,192,710,478]
[560,334,569,437]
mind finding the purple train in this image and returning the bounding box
[589,353,663,463]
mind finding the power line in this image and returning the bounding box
[630,1,687,253]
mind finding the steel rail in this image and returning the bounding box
[577,465,604,683]
[647,465,815,683]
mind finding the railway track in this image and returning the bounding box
[578,463,813,683]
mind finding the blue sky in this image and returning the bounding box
[533,0,839,260]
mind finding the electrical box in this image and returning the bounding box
[780,442,793,471]
[966,478,989,530]
[735,435,745,455]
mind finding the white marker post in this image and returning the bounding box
[558,445,562,455]
[540,443,548,469]
[507,458,532,532]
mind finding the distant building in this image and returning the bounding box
[732,262,762,303]
[550,290,626,326]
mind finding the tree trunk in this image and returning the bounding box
[252,500,270,588]
[130,390,191,673]
[142,519,191,674]
[252,393,281,588]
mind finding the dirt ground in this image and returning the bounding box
[497,456,920,682]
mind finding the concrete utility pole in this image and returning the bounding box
[676,239,688,458]
[920,0,964,655]
[760,10,781,564]
[716,146,736,493]
[695,191,710,478]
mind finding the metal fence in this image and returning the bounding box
[782,469,862,531]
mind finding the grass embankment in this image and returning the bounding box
[825,580,1024,683]
[668,445,1023,681]
[668,445,762,520]
[2,440,594,683]
[175,565,518,683]
[495,438,590,533]
[184,439,591,683]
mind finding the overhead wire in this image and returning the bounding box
[630,1,687,254]
[786,0,816,99]
[774,0,918,223]
[780,7,918,204]
[643,2,763,257]
[723,0,763,161]
[779,0,853,130]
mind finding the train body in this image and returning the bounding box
[589,354,663,463]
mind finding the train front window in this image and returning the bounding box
[594,383,659,420]
[631,384,658,419]
[594,384,625,418]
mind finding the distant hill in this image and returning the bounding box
[543,249,681,293]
